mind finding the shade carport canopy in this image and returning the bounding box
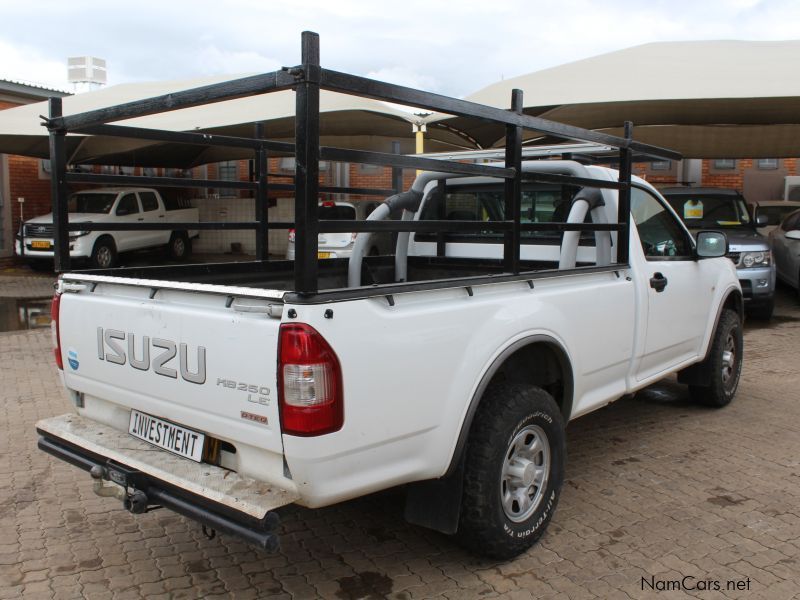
[0,74,472,167]
[427,40,800,158]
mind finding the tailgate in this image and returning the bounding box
[57,277,284,454]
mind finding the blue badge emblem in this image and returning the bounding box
[67,348,79,370]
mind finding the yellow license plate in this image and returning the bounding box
[317,252,332,259]
[31,240,52,249]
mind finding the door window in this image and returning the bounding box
[116,194,140,216]
[631,187,693,259]
[139,191,159,212]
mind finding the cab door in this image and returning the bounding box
[113,193,143,251]
[630,186,716,382]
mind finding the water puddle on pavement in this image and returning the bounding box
[0,298,52,332]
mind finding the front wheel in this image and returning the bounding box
[90,238,117,269]
[688,309,743,407]
[456,384,565,560]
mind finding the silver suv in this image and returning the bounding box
[661,187,776,319]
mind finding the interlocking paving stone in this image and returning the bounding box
[1,272,799,598]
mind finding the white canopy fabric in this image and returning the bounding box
[0,74,471,166]
[427,40,800,157]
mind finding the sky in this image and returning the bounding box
[1,0,799,98]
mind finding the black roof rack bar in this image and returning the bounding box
[64,222,258,231]
[63,220,623,234]
[64,172,260,191]
[47,71,298,132]
[318,68,681,162]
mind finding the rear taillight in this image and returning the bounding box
[288,228,296,243]
[51,293,63,370]
[278,323,343,436]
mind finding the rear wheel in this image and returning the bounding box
[456,384,565,560]
[90,237,117,269]
[688,309,743,407]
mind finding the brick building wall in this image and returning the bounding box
[8,155,52,228]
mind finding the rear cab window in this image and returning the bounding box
[417,183,595,245]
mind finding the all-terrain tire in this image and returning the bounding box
[688,309,743,407]
[456,384,565,560]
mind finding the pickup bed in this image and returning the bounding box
[38,163,743,559]
[17,187,199,269]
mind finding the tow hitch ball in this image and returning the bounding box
[90,465,153,514]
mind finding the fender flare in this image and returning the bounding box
[678,286,743,386]
[405,334,574,534]
[444,334,574,478]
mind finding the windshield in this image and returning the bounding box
[664,194,751,228]
[759,205,799,226]
[68,193,117,214]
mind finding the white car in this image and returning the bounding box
[16,187,199,270]
[768,208,800,296]
[752,200,800,235]
[285,200,387,259]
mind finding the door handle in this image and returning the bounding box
[650,272,668,292]
[137,217,144,221]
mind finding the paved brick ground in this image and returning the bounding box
[0,278,798,599]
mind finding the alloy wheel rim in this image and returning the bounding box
[721,332,736,383]
[500,424,550,523]
[97,247,112,267]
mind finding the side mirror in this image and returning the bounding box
[755,214,769,227]
[786,230,800,241]
[696,231,728,258]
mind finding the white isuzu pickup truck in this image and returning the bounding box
[34,35,743,559]
[16,187,199,269]
[37,162,742,559]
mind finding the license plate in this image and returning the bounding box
[31,240,52,249]
[317,252,332,259]
[128,410,205,462]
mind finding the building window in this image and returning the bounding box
[757,158,779,170]
[164,168,193,178]
[38,159,51,179]
[650,160,671,171]
[713,159,736,170]
[217,161,238,197]
[358,163,383,175]
[279,157,296,172]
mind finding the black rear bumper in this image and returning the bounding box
[37,432,281,552]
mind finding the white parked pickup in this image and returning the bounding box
[16,187,199,269]
[37,163,743,559]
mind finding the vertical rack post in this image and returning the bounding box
[436,179,446,257]
[254,122,269,261]
[391,141,403,195]
[48,97,70,273]
[617,120,633,265]
[504,88,523,274]
[293,31,321,294]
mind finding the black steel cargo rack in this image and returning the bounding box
[44,31,681,299]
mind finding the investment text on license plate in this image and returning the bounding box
[128,410,205,462]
